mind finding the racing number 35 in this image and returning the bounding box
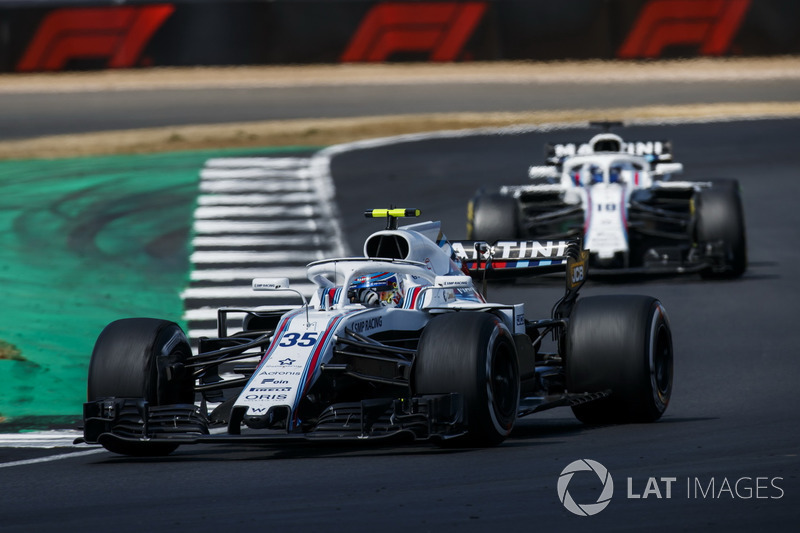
[278,332,320,347]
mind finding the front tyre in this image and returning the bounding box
[566,295,672,424]
[88,318,194,456]
[414,312,520,446]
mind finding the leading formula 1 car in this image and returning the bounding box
[79,209,673,456]
[467,122,747,278]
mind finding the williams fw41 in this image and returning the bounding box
[79,209,673,456]
[467,122,747,278]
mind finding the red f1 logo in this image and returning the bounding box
[618,0,751,59]
[341,2,487,62]
[16,5,174,72]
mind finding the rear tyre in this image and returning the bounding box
[468,192,519,242]
[696,178,747,279]
[566,295,672,424]
[88,318,194,456]
[414,312,519,446]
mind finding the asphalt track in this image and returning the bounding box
[2,72,800,141]
[1,74,799,532]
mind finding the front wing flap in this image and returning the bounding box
[79,394,466,447]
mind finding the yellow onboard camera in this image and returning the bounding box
[364,208,421,229]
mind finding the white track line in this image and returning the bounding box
[0,449,106,469]
[204,157,312,168]
[192,235,322,248]
[190,251,322,264]
[189,266,309,281]
[194,205,317,219]
[199,180,312,194]
[182,284,316,299]
[193,219,318,234]
[0,430,84,447]
[200,167,309,179]
[197,192,318,205]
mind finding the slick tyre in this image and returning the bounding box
[468,192,519,242]
[88,318,194,456]
[566,296,672,424]
[696,178,747,279]
[414,312,519,446]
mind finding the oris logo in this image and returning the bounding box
[557,459,614,516]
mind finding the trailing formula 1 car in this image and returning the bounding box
[79,209,673,456]
[467,123,747,278]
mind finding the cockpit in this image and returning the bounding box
[565,157,646,187]
[348,272,404,307]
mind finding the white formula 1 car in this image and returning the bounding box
[467,123,747,278]
[80,209,673,456]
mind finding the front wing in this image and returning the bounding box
[78,388,613,448]
[78,394,468,447]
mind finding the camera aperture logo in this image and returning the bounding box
[557,460,785,517]
[557,459,614,516]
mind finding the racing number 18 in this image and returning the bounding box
[597,203,617,212]
[278,332,320,347]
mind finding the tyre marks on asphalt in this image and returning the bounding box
[183,156,346,340]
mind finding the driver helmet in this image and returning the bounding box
[349,272,403,307]
[590,165,604,184]
[609,166,622,183]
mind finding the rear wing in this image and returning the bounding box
[450,239,588,289]
[544,140,673,165]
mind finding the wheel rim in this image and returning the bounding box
[489,341,518,425]
[650,313,673,408]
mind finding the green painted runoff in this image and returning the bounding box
[0,146,315,424]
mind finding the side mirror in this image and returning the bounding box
[434,275,473,289]
[252,278,290,291]
[528,165,561,181]
[654,162,683,175]
[252,278,308,324]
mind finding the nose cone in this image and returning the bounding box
[585,184,628,260]
[244,405,290,430]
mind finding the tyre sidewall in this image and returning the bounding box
[695,178,747,277]
[566,295,673,423]
[481,324,519,437]
[414,312,520,445]
[88,318,193,405]
[468,192,519,242]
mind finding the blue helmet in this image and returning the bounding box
[590,165,604,184]
[349,272,403,307]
